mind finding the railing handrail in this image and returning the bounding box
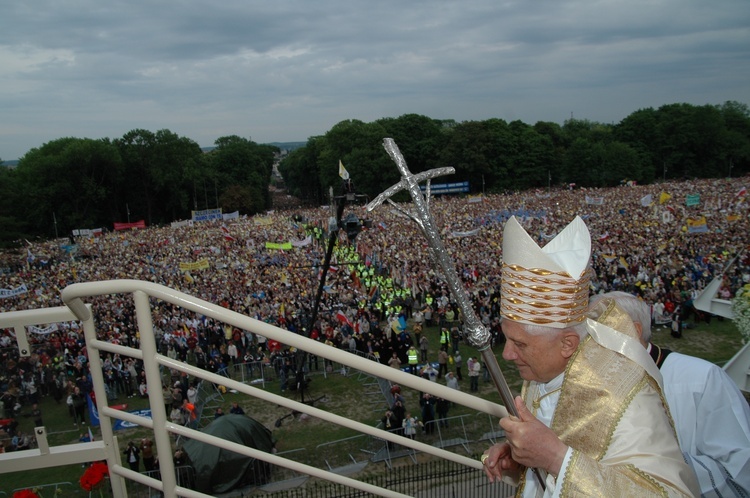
[1,279,508,498]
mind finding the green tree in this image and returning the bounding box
[15,137,122,237]
[506,121,556,190]
[278,137,324,204]
[439,119,512,193]
[317,120,395,201]
[533,121,566,185]
[717,101,750,177]
[0,166,27,247]
[208,136,276,215]
[116,129,206,224]
[376,114,447,173]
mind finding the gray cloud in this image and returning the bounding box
[1,0,748,160]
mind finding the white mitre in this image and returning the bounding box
[500,216,592,328]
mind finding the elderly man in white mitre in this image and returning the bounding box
[481,216,698,497]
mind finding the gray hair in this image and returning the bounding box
[517,320,590,340]
[590,291,651,342]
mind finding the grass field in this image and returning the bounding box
[2,314,746,495]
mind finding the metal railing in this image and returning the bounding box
[0,279,508,498]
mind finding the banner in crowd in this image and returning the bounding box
[72,228,104,237]
[659,192,672,204]
[0,284,28,298]
[420,181,470,195]
[29,323,59,335]
[687,216,709,234]
[192,208,222,222]
[113,409,153,431]
[585,195,604,205]
[170,219,192,229]
[450,228,480,238]
[265,242,292,250]
[179,259,210,271]
[685,193,701,207]
[86,393,100,427]
[480,208,547,225]
[254,217,273,226]
[640,194,653,207]
[727,214,741,222]
[291,235,312,247]
[114,220,146,231]
[222,211,239,221]
[468,195,484,203]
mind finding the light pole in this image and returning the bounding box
[295,178,367,406]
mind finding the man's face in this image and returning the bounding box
[501,320,569,383]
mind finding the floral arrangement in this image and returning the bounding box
[12,486,64,497]
[731,284,750,343]
[13,490,41,498]
[80,462,109,494]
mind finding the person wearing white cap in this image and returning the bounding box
[593,291,750,498]
[481,216,698,497]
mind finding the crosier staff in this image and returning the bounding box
[366,138,546,489]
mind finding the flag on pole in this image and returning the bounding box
[685,193,700,207]
[640,194,653,207]
[338,160,350,180]
[335,310,353,328]
[221,225,236,241]
[687,216,709,234]
[737,187,747,198]
[659,191,672,204]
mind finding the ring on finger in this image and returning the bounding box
[480,453,489,465]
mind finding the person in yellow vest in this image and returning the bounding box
[406,345,419,375]
[439,327,451,348]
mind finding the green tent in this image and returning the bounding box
[182,414,274,494]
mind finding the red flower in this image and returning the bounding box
[79,462,109,492]
[13,491,40,498]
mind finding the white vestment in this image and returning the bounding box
[511,310,699,497]
[659,351,750,497]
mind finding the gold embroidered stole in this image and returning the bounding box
[517,301,668,497]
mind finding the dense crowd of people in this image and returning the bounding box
[0,176,749,453]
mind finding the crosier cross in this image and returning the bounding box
[367,138,546,489]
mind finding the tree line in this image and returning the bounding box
[0,131,276,247]
[278,101,750,204]
[1,101,748,247]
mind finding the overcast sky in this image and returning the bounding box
[1,1,748,161]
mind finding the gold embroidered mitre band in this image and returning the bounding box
[501,216,592,328]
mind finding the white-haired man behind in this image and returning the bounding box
[594,291,750,497]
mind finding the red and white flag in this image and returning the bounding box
[335,310,352,327]
[221,225,236,241]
